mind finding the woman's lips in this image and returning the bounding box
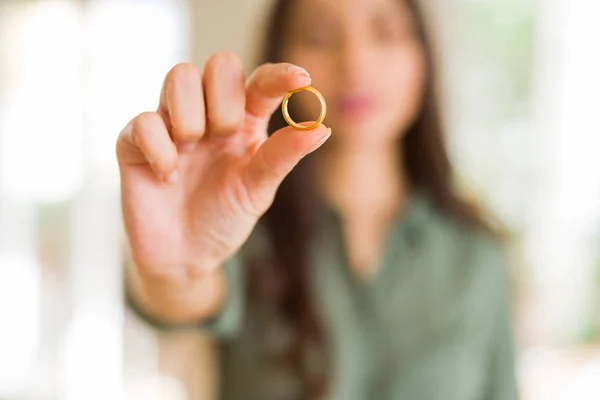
[336,94,376,118]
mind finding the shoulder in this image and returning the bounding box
[423,195,505,265]
[417,195,510,295]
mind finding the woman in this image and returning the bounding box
[117,0,518,399]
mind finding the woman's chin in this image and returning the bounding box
[329,119,397,149]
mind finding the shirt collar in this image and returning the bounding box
[319,189,433,249]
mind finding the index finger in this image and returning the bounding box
[245,63,312,122]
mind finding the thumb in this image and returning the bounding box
[243,123,331,208]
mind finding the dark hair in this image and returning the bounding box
[247,0,494,398]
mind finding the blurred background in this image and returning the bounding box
[0,0,599,399]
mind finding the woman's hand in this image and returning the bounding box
[116,53,330,323]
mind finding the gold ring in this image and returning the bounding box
[281,86,327,131]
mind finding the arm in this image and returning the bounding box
[125,252,245,337]
[116,56,330,335]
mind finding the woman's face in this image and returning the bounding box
[284,0,427,150]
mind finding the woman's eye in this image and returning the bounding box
[374,23,410,43]
[373,12,416,44]
[293,19,338,49]
[300,30,337,49]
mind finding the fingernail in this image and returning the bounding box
[320,127,332,144]
[318,127,332,142]
[165,170,179,184]
[287,65,310,78]
[306,127,331,155]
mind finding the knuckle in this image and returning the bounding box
[131,112,161,142]
[168,62,200,86]
[206,51,243,74]
[248,64,281,100]
[247,63,270,85]
[253,62,273,77]
[118,119,134,143]
[251,62,273,82]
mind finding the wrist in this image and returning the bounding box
[129,260,226,325]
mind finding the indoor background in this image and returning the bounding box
[0,0,599,399]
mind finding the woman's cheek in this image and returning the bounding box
[386,50,426,117]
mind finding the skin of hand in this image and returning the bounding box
[116,52,331,324]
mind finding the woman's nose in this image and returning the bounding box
[336,36,372,85]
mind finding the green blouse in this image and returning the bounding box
[132,193,519,400]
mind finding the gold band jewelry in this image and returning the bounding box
[281,86,327,131]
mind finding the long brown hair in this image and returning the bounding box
[246,0,493,398]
